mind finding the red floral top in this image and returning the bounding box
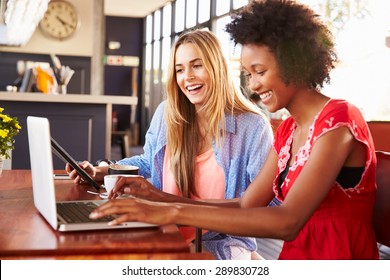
[273,99,379,259]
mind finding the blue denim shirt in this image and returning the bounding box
[117,101,273,259]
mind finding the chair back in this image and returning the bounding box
[373,151,390,247]
[368,122,390,152]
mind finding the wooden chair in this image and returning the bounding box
[368,121,390,152]
[112,130,131,158]
[373,151,390,248]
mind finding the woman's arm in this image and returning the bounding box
[116,102,167,180]
[92,127,357,240]
[109,175,241,207]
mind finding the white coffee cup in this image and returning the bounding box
[103,174,139,194]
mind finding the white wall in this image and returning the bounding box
[0,0,94,57]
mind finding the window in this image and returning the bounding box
[152,41,160,84]
[145,15,153,43]
[300,0,390,120]
[214,15,241,86]
[153,10,161,41]
[161,37,171,83]
[175,0,185,33]
[216,0,230,16]
[233,0,248,9]
[162,4,173,84]
[186,0,197,28]
[143,0,251,131]
[144,43,152,108]
[162,4,172,37]
[198,0,210,23]
[143,0,389,134]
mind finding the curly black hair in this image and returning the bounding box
[225,0,338,89]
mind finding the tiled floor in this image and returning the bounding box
[256,238,282,259]
[379,244,390,259]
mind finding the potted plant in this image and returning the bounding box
[0,107,21,173]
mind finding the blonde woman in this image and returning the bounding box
[69,29,273,259]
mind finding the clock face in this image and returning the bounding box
[39,1,79,40]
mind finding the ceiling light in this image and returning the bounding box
[0,0,49,46]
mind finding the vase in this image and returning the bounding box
[0,151,11,176]
[0,155,4,176]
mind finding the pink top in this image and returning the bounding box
[163,148,225,199]
[163,147,225,242]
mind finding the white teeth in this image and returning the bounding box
[260,90,272,100]
[187,84,202,91]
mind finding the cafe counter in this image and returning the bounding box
[0,91,137,169]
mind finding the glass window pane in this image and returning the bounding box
[233,0,248,10]
[215,16,232,59]
[144,43,152,106]
[153,10,161,40]
[215,16,241,87]
[145,43,152,71]
[175,0,185,32]
[162,4,172,37]
[198,0,210,23]
[146,15,152,43]
[299,0,390,121]
[153,41,160,84]
[216,0,230,16]
[186,0,197,28]
[161,37,171,83]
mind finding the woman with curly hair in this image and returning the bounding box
[68,29,273,260]
[90,0,379,259]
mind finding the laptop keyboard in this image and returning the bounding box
[57,202,114,223]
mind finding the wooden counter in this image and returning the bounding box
[0,91,137,105]
[0,92,137,169]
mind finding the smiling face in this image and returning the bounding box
[241,44,298,113]
[175,43,210,109]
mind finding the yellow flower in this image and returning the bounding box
[0,107,21,159]
[1,115,12,122]
[0,129,8,138]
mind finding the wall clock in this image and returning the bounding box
[39,0,79,40]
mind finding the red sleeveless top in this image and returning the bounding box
[273,99,379,259]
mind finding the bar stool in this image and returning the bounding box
[112,130,131,158]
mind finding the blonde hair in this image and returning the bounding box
[165,29,263,197]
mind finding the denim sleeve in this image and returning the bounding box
[116,102,166,180]
[222,113,273,199]
[246,115,273,183]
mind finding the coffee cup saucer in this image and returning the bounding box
[99,192,132,199]
[99,192,109,199]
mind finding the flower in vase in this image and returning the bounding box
[0,107,22,159]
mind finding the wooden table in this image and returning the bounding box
[0,170,213,260]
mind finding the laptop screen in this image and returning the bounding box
[27,116,59,229]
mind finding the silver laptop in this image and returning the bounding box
[27,116,155,231]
